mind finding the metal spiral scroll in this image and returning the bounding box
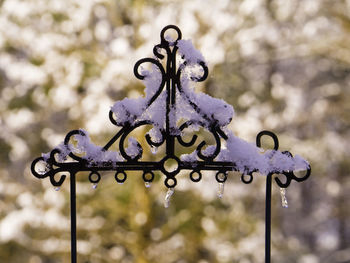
[239,131,311,187]
[31,25,311,189]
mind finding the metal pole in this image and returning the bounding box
[70,172,77,263]
[265,174,272,263]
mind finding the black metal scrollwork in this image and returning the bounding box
[31,25,310,189]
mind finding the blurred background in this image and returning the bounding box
[0,0,349,262]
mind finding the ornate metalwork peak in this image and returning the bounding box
[31,25,310,189]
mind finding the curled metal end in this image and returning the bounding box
[31,157,50,179]
[190,61,208,82]
[256,130,279,150]
[50,174,66,187]
[31,156,67,187]
[64,129,86,162]
[196,129,221,161]
[145,131,165,147]
[275,172,292,188]
[292,166,311,182]
[256,131,311,188]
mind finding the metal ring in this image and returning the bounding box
[143,171,154,183]
[165,177,177,188]
[215,171,227,183]
[115,171,127,183]
[89,171,101,184]
[160,25,182,43]
[160,156,181,177]
[190,171,202,182]
[241,173,253,184]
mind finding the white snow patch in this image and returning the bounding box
[73,129,123,163]
[177,39,205,64]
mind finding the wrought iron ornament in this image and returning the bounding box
[31,25,310,189]
[31,25,311,263]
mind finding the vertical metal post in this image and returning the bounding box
[265,174,272,263]
[70,172,77,263]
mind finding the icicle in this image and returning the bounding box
[151,146,157,154]
[145,182,151,188]
[92,183,97,189]
[54,187,60,191]
[164,188,174,208]
[217,182,224,198]
[280,188,288,208]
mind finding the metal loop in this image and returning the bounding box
[50,173,66,187]
[160,25,182,44]
[241,172,254,184]
[143,171,154,183]
[165,177,177,188]
[189,61,208,82]
[177,133,197,147]
[145,131,165,147]
[177,121,199,147]
[216,171,227,183]
[64,130,86,162]
[109,110,120,126]
[292,166,311,182]
[197,129,221,161]
[256,130,279,150]
[89,171,101,184]
[190,171,202,182]
[120,131,144,162]
[133,58,165,81]
[31,157,50,179]
[153,44,165,59]
[115,171,127,184]
[274,172,292,188]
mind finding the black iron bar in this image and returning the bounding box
[70,172,77,263]
[265,174,272,263]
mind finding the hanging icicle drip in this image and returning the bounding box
[217,182,224,198]
[280,188,288,208]
[151,146,157,154]
[164,188,175,208]
[145,182,151,188]
[92,184,97,189]
[54,187,60,191]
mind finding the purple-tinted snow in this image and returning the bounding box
[43,37,309,174]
